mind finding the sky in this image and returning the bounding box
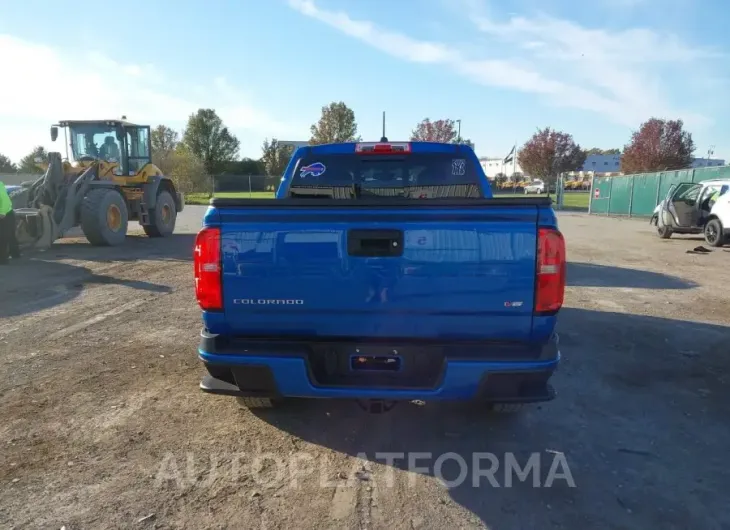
[0,0,727,166]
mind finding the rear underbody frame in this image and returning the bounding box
[197,330,560,403]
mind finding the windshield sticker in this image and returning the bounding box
[452,159,466,176]
[299,162,326,178]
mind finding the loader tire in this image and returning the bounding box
[143,190,176,238]
[80,188,129,246]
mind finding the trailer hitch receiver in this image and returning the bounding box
[357,399,399,414]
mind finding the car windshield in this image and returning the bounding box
[288,152,483,199]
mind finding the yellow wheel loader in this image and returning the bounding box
[9,118,184,250]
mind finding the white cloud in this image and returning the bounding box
[522,41,546,50]
[287,0,714,130]
[471,13,716,65]
[469,12,717,128]
[0,34,302,163]
[289,0,451,64]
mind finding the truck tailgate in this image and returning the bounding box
[216,202,540,340]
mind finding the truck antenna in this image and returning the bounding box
[380,111,388,142]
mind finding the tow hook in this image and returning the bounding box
[357,399,398,414]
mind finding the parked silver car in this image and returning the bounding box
[524,179,545,194]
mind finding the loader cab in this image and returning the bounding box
[52,119,151,176]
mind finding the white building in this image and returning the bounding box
[581,154,621,173]
[478,157,523,179]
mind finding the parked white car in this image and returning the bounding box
[650,178,730,246]
[524,180,545,194]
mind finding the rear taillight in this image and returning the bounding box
[355,142,411,154]
[194,227,222,311]
[535,228,566,314]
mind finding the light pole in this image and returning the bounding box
[455,119,462,143]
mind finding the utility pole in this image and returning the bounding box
[455,119,462,143]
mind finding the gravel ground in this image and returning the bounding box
[1,208,729,530]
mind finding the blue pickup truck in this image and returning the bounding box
[195,141,565,413]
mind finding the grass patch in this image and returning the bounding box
[561,193,590,209]
[185,191,274,204]
[184,191,590,209]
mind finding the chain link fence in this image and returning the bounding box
[148,174,281,196]
[2,170,281,197]
[213,174,280,194]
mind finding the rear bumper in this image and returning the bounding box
[198,332,560,403]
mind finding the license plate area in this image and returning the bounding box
[350,354,402,372]
[307,343,445,389]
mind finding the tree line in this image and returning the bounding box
[512,117,696,187]
[0,102,477,192]
[0,147,50,174]
[0,100,700,192]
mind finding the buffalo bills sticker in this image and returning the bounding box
[452,158,466,176]
[300,162,326,178]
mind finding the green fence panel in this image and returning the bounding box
[693,166,730,182]
[589,176,612,214]
[607,176,632,215]
[658,170,686,201]
[630,173,660,216]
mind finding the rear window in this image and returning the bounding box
[287,153,483,199]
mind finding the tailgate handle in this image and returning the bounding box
[347,229,404,257]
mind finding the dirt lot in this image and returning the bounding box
[1,209,729,530]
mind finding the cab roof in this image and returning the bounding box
[55,119,142,127]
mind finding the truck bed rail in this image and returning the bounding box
[210,197,554,208]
